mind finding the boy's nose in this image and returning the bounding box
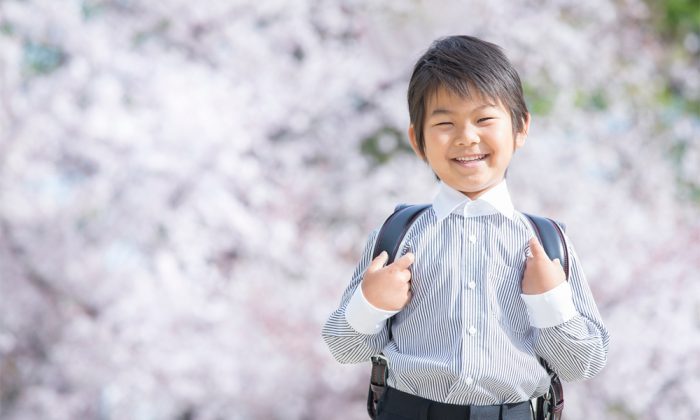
[455,124,480,145]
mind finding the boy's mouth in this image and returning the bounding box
[453,154,489,166]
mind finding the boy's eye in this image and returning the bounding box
[435,122,453,126]
[478,117,495,123]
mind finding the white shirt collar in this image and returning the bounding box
[432,180,515,222]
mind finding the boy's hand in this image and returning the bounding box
[522,236,566,295]
[361,251,415,311]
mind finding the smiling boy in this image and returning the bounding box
[322,35,609,420]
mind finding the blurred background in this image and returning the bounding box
[0,0,699,419]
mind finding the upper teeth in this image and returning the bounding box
[456,155,485,162]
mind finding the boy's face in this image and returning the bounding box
[409,85,530,200]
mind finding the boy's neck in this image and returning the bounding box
[457,178,506,201]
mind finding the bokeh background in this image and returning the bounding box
[1,0,699,419]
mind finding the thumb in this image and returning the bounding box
[367,251,389,272]
[552,258,563,268]
[528,236,545,259]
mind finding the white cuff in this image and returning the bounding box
[345,287,399,335]
[520,282,579,328]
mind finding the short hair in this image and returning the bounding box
[407,35,529,157]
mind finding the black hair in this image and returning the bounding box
[407,35,529,157]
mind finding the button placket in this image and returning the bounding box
[462,217,483,391]
[465,225,480,337]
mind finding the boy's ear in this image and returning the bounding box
[514,113,531,150]
[408,124,426,161]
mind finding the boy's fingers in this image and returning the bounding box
[391,252,415,270]
[552,258,563,269]
[367,251,389,272]
[397,269,412,283]
[528,236,545,259]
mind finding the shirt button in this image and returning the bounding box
[468,234,476,243]
[468,281,476,289]
[465,376,474,385]
[468,326,477,335]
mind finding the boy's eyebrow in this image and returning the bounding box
[430,108,454,116]
[429,104,498,116]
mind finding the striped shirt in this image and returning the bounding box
[322,180,609,405]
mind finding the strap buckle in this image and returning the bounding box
[370,354,388,366]
[370,354,389,386]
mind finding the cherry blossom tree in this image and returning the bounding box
[0,0,698,419]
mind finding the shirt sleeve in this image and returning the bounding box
[321,229,392,364]
[520,282,579,328]
[346,286,400,334]
[531,234,610,382]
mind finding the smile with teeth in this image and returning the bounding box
[454,154,488,163]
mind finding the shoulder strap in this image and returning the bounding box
[367,204,430,419]
[372,204,431,263]
[373,204,430,342]
[522,213,570,279]
[374,208,569,275]
[521,213,568,420]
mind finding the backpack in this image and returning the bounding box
[366,204,568,420]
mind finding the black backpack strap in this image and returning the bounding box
[522,213,569,279]
[367,204,430,419]
[375,203,431,343]
[522,213,568,420]
[372,204,432,263]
